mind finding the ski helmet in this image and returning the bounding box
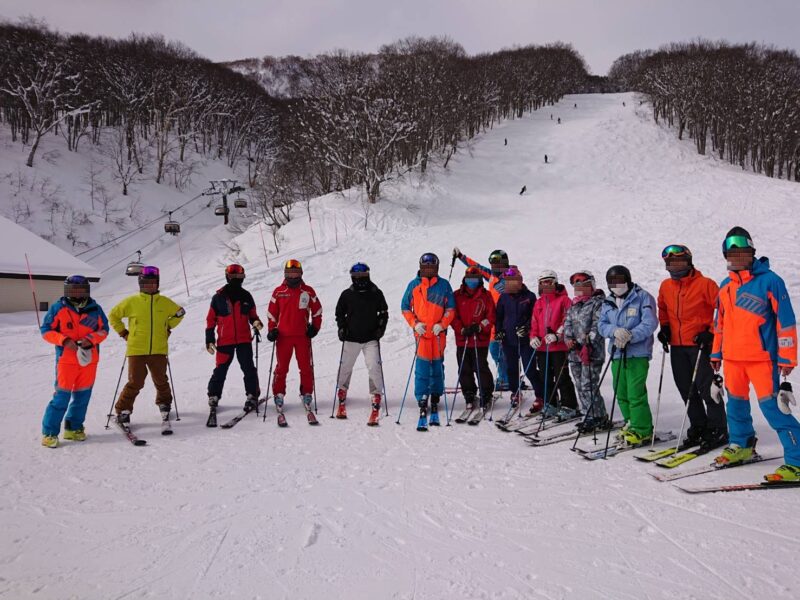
[569,270,595,286]
[463,266,483,289]
[419,252,439,277]
[722,226,755,257]
[138,266,160,294]
[64,275,90,302]
[284,259,303,276]
[503,266,522,281]
[661,244,693,262]
[488,249,509,266]
[503,266,523,292]
[225,263,245,282]
[538,269,558,283]
[606,265,632,295]
[350,262,370,289]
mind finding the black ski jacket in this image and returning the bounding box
[335,282,389,343]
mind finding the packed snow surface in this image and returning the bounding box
[1,94,799,599]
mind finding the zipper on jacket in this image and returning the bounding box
[149,295,154,354]
[231,296,239,344]
[676,279,683,346]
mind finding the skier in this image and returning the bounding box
[544,155,548,164]
[109,266,185,426]
[657,245,727,450]
[598,265,658,445]
[504,138,508,146]
[563,271,609,431]
[40,276,109,448]
[452,266,496,415]
[334,263,389,424]
[205,264,264,413]
[401,253,455,430]
[530,271,579,418]
[710,227,800,481]
[557,117,561,124]
[519,185,527,195]
[266,259,323,420]
[495,267,544,413]
[453,247,510,390]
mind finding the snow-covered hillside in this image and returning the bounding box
[1,93,799,600]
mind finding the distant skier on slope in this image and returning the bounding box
[40,276,109,448]
[401,253,455,430]
[334,263,389,425]
[205,264,263,414]
[598,265,658,446]
[563,271,609,432]
[520,185,527,195]
[710,227,800,482]
[266,260,322,421]
[452,266,496,416]
[453,248,511,391]
[109,266,185,428]
[656,245,727,451]
[544,155,548,164]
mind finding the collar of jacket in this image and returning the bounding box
[727,256,770,283]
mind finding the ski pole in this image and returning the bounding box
[377,340,389,416]
[602,347,626,458]
[105,353,127,428]
[472,335,484,410]
[434,333,451,426]
[330,341,345,418]
[572,347,614,450]
[309,338,318,413]
[670,345,704,455]
[490,342,507,422]
[166,357,181,421]
[253,328,262,415]
[448,339,470,425]
[448,254,456,282]
[262,341,277,422]
[535,356,569,436]
[649,344,669,449]
[396,338,419,424]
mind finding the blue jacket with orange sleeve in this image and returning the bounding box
[401,275,455,359]
[41,297,109,367]
[711,257,797,367]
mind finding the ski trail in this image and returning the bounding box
[625,500,748,600]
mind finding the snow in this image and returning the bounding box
[0,215,100,278]
[1,93,799,599]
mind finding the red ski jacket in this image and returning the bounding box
[452,285,495,347]
[267,281,323,336]
[205,285,260,346]
[530,285,571,352]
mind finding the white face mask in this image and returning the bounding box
[610,285,629,297]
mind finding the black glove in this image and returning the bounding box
[375,327,385,340]
[657,325,671,347]
[338,328,346,342]
[306,323,318,338]
[495,331,506,342]
[515,325,530,338]
[267,329,279,342]
[693,329,714,351]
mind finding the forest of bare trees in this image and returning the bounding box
[0,22,588,216]
[609,41,800,182]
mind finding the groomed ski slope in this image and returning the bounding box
[2,93,799,600]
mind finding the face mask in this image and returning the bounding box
[465,278,481,289]
[227,279,244,288]
[285,277,302,288]
[352,277,370,290]
[610,285,629,298]
[491,267,505,277]
[67,297,88,308]
[668,268,691,280]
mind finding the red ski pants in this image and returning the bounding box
[272,335,314,396]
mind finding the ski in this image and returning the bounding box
[675,480,800,494]
[117,421,146,446]
[655,446,718,469]
[518,413,581,436]
[220,397,267,429]
[650,453,781,482]
[468,408,486,425]
[495,405,524,429]
[454,407,474,424]
[573,431,677,460]
[206,407,217,428]
[634,443,700,463]
[527,420,625,447]
[306,409,319,425]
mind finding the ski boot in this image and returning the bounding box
[556,406,579,421]
[274,393,285,412]
[367,394,381,426]
[243,394,259,413]
[417,398,429,431]
[63,426,87,442]
[336,388,347,419]
[684,425,704,448]
[765,464,800,482]
[158,403,171,420]
[621,429,651,446]
[527,397,544,416]
[117,410,131,425]
[41,435,58,448]
[614,421,630,441]
[510,391,521,410]
[495,379,510,392]
[714,437,757,467]
[543,403,560,419]
[699,427,728,452]
[429,395,441,426]
[302,394,318,425]
[577,415,610,434]
[208,395,219,408]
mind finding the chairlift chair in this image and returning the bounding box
[214,205,230,217]
[164,212,180,235]
[233,198,248,209]
[125,251,144,276]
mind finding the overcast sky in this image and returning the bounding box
[2,0,799,74]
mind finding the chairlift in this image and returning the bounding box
[214,205,230,217]
[164,211,181,235]
[125,251,144,276]
[233,197,248,209]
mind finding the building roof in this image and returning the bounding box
[0,216,101,281]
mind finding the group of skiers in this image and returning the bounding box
[38,226,799,482]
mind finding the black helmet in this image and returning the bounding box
[488,249,509,266]
[419,253,439,266]
[722,226,755,257]
[64,275,90,302]
[606,265,631,285]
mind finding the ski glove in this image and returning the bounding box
[693,329,714,351]
[252,320,264,331]
[206,342,216,355]
[452,247,462,260]
[306,324,318,338]
[63,339,78,351]
[778,381,796,415]
[530,336,542,350]
[432,323,445,336]
[544,333,558,344]
[515,325,529,338]
[780,366,794,377]
[613,328,632,349]
[657,325,671,347]
[375,327,385,340]
[414,322,426,336]
[710,374,725,404]
[494,331,506,342]
[710,359,721,373]
[338,328,347,342]
[76,337,94,349]
[267,329,279,342]
[119,329,129,340]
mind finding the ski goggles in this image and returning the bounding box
[225,264,245,279]
[723,235,754,252]
[64,275,90,297]
[140,266,160,278]
[569,272,594,286]
[661,244,692,259]
[419,253,439,266]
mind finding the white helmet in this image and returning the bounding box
[538,269,558,282]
